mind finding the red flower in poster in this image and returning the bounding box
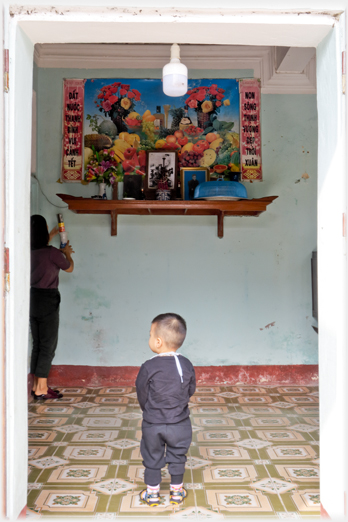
[132,88,141,101]
[185,83,225,115]
[188,99,198,109]
[102,100,112,111]
[95,81,142,133]
[196,90,206,102]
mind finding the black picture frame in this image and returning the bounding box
[145,151,178,200]
[123,174,144,200]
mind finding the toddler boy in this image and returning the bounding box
[136,313,196,506]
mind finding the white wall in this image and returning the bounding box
[317,21,347,518]
[5,22,34,521]
[34,66,318,367]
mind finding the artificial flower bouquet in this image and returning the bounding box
[85,147,124,185]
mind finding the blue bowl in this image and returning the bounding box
[194,180,248,200]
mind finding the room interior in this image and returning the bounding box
[26,42,320,518]
[30,43,318,375]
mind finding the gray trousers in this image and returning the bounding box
[140,417,192,486]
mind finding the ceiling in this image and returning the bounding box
[34,43,316,94]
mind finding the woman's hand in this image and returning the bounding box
[48,226,59,243]
[60,241,75,255]
[61,241,75,273]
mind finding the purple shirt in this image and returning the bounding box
[31,246,70,289]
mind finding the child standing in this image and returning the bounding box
[136,313,196,506]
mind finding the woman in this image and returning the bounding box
[30,214,74,399]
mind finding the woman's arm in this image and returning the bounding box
[60,241,75,273]
[48,226,59,243]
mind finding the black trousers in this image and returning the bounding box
[140,417,192,486]
[30,288,60,378]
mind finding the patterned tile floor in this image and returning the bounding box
[27,384,319,519]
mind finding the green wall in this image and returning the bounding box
[34,66,318,366]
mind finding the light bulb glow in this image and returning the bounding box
[162,44,188,97]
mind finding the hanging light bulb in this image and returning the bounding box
[163,44,188,97]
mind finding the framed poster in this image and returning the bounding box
[180,167,210,200]
[83,78,241,173]
[145,151,178,200]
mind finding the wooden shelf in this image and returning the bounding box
[57,194,278,238]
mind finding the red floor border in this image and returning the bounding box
[43,364,319,387]
[18,505,27,519]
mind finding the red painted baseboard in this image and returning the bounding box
[41,364,319,387]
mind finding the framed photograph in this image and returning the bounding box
[180,167,210,200]
[145,151,178,200]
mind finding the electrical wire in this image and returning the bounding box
[31,174,68,209]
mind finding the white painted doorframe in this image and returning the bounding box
[2,6,347,519]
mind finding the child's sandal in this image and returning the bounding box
[170,486,187,505]
[139,489,161,506]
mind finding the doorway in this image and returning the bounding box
[2,7,346,519]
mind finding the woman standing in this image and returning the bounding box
[30,214,74,399]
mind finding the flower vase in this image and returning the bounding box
[110,112,128,134]
[99,182,107,199]
[197,111,211,130]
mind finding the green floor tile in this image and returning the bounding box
[27,384,320,518]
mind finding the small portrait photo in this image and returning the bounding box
[180,167,210,200]
[145,151,178,199]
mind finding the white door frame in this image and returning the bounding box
[2,5,346,519]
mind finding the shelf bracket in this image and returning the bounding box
[217,211,225,239]
[111,211,117,236]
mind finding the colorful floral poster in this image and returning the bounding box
[239,79,262,181]
[61,79,85,182]
[83,79,241,187]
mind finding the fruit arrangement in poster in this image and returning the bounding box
[85,79,242,184]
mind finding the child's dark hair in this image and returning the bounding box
[152,313,187,349]
[31,215,49,250]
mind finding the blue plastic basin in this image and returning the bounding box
[194,180,248,200]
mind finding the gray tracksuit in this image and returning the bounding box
[136,354,196,485]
